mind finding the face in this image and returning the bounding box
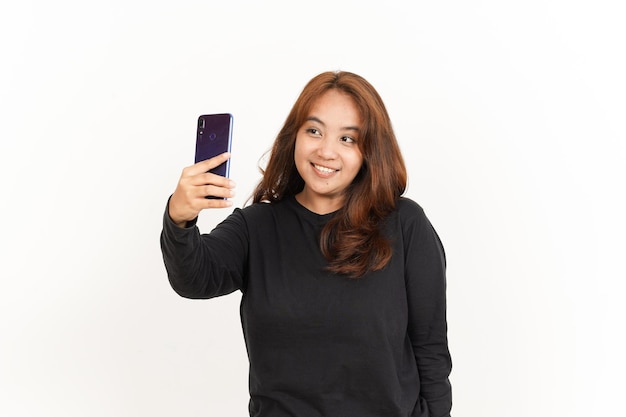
[294,89,364,214]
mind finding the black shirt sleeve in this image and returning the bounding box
[401,201,452,417]
[160,198,248,299]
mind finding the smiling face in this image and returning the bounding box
[294,89,364,214]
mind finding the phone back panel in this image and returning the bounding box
[195,113,233,177]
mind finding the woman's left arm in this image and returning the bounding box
[403,202,453,417]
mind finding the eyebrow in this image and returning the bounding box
[305,116,360,132]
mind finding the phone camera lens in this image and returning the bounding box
[198,118,205,129]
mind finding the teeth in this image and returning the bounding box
[314,164,336,173]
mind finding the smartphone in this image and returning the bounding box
[195,113,233,178]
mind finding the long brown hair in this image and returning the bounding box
[253,71,407,278]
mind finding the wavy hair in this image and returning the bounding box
[253,71,407,277]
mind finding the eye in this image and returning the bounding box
[340,136,357,144]
[306,128,322,137]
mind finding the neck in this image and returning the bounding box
[295,192,344,215]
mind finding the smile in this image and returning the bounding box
[313,163,338,174]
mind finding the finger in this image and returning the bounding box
[201,198,234,209]
[199,184,236,200]
[191,172,236,189]
[188,152,231,176]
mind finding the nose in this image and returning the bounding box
[316,136,337,159]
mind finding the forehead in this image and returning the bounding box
[307,89,362,125]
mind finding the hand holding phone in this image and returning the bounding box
[168,114,235,226]
[168,153,236,226]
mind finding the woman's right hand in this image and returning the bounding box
[168,152,236,227]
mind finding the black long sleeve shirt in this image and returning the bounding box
[160,196,452,417]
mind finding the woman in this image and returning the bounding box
[161,71,452,417]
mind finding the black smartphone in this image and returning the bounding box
[194,113,233,178]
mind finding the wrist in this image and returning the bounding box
[166,196,193,228]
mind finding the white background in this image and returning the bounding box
[1,1,624,416]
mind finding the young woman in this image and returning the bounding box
[161,71,452,417]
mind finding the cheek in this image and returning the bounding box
[349,150,364,173]
[293,138,303,160]
[293,136,308,171]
